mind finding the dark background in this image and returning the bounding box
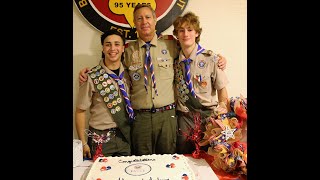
[2,1,317,179]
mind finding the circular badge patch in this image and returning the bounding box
[103,73,109,79]
[132,72,141,81]
[100,69,106,74]
[99,76,104,81]
[198,60,206,69]
[105,87,110,93]
[102,81,108,87]
[94,79,99,84]
[74,0,189,40]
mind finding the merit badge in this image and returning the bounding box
[107,79,112,84]
[102,81,108,87]
[110,109,116,114]
[132,72,141,81]
[104,97,109,102]
[117,97,122,103]
[161,49,167,54]
[198,60,206,69]
[107,103,113,108]
[90,73,96,79]
[110,85,115,90]
[103,73,109,79]
[115,106,121,112]
[99,76,104,81]
[100,69,106,74]
[178,87,183,93]
[183,84,187,89]
[97,84,103,90]
[100,90,106,96]
[109,94,114,100]
[94,79,99,85]
[95,71,100,76]
[105,87,110,93]
[112,100,117,106]
[113,91,118,97]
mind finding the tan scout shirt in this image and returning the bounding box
[176,44,229,112]
[76,60,131,130]
[123,34,179,109]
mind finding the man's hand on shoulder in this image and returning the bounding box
[79,67,90,86]
[217,54,227,71]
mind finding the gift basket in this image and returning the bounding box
[199,94,247,179]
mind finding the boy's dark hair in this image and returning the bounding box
[101,29,126,58]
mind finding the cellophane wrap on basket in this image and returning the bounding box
[73,139,83,167]
[200,94,247,178]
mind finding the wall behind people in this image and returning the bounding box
[73,0,247,138]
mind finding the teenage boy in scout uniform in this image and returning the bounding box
[78,5,227,155]
[75,30,133,159]
[172,12,229,154]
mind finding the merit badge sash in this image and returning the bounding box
[174,59,211,119]
[88,65,131,144]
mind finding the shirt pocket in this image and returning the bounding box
[158,60,174,79]
[194,74,210,93]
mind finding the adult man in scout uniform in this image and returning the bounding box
[172,12,229,154]
[122,4,179,155]
[75,30,132,159]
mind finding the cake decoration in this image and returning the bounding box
[85,154,197,180]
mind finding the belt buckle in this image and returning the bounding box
[151,107,156,113]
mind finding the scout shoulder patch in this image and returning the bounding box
[202,49,214,57]
[202,49,220,62]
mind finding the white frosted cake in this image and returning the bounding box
[86,154,196,180]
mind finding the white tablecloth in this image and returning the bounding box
[73,156,219,180]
